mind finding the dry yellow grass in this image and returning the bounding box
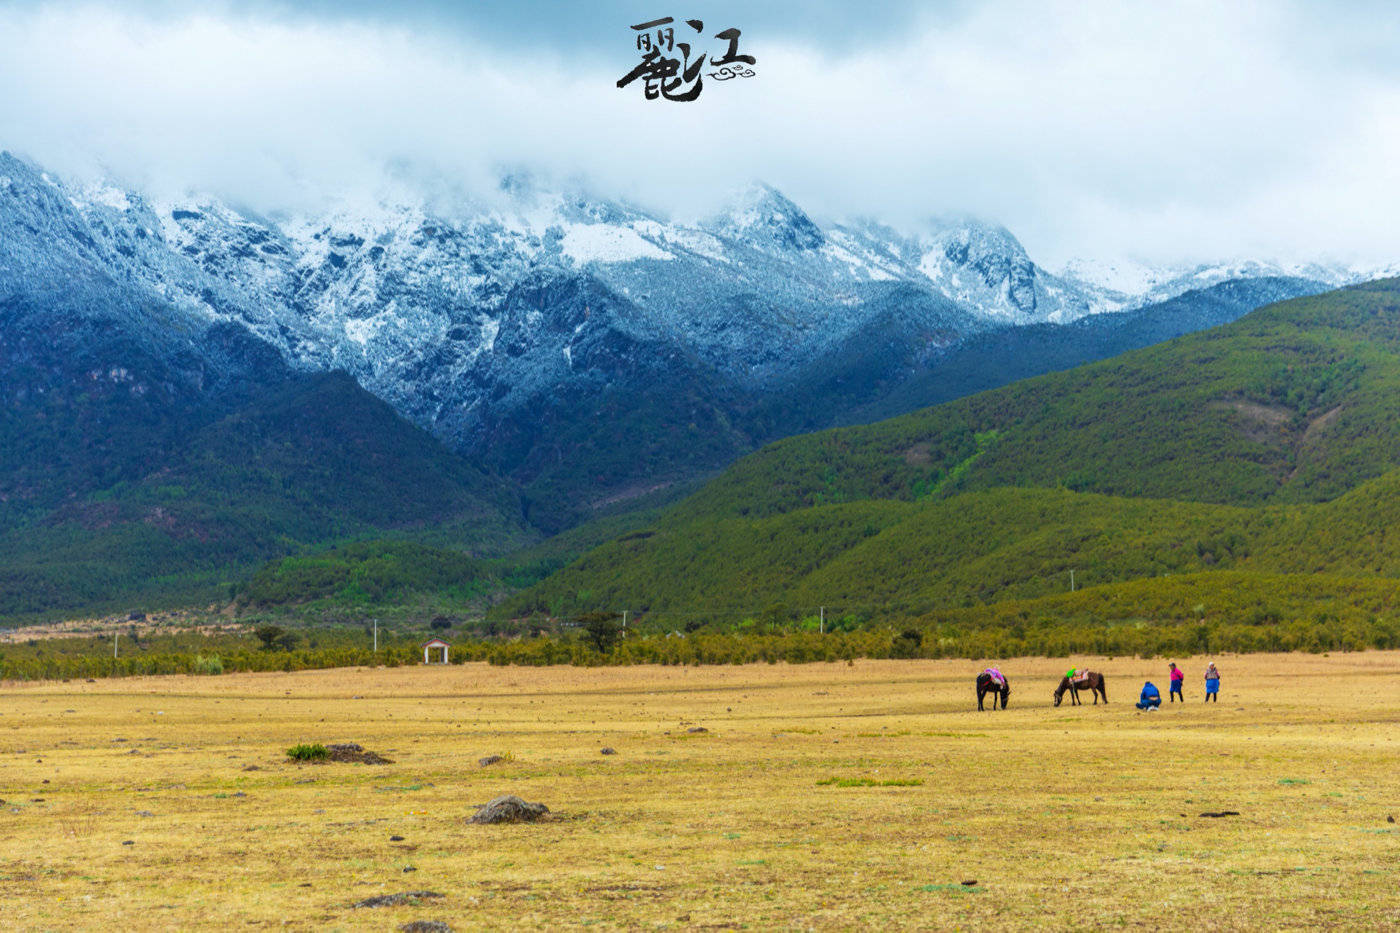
[2,652,1398,930]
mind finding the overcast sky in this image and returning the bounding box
[3,0,1400,267]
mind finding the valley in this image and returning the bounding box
[7,6,1400,931]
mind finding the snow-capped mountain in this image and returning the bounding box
[1058,256,1374,306]
[0,151,1367,528]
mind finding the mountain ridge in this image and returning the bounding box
[1,152,1353,528]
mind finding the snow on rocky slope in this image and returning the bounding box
[0,151,1372,525]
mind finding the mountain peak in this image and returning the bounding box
[707,182,825,251]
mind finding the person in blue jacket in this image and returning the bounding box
[1204,661,1221,702]
[1136,681,1161,710]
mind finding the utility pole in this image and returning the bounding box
[373,618,379,653]
[113,631,118,659]
[820,606,825,634]
[622,610,628,632]
[1070,570,1076,592]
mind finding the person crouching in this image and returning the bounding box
[1136,681,1162,711]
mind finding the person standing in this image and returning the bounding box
[1168,662,1185,702]
[1204,661,1221,702]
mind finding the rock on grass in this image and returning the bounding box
[468,795,550,824]
[325,743,392,765]
[399,922,452,933]
[352,891,444,908]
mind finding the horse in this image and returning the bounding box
[976,671,1011,710]
[1054,671,1107,706]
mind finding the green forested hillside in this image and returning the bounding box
[499,470,1400,620]
[238,540,497,608]
[667,280,1400,524]
[500,280,1400,628]
[0,373,531,618]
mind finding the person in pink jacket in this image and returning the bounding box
[1168,662,1185,702]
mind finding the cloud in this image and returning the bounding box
[3,1,1399,267]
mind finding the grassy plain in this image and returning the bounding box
[1,653,1397,930]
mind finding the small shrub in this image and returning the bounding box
[578,611,623,652]
[892,628,924,659]
[254,625,286,650]
[287,743,329,761]
[193,654,224,675]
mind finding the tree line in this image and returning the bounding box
[2,610,1396,681]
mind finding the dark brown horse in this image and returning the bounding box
[1054,671,1107,706]
[976,671,1010,710]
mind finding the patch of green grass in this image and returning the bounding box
[918,883,982,895]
